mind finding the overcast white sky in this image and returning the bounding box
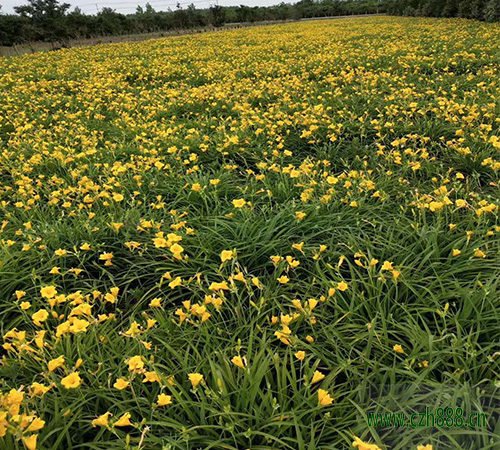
[1,0,293,15]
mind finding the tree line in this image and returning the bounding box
[0,0,384,46]
[386,0,500,21]
[1,0,498,48]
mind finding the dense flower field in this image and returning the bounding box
[0,16,499,450]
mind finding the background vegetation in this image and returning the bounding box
[388,0,500,21]
[0,0,385,47]
[2,0,499,49]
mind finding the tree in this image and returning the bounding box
[457,0,473,17]
[186,4,206,28]
[14,0,70,42]
[15,0,70,21]
[484,0,500,20]
[235,5,254,22]
[470,0,486,19]
[172,3,188,28]
[66,7,93,39]
[97,8,128,35]
[442,0,458,17]
[209,4,226,27]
